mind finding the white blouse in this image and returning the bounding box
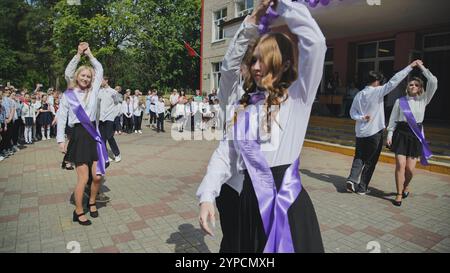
[387,66,438,141]
[56,54,104,143]
[349,65,413,138]
[196,0,327,204]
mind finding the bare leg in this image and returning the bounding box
[395,155,406,202]
[404,157,418,193]
[74,164,90,221]
[88,161,102,213]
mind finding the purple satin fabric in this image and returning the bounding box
[258,6,279,35]
[249,91,266,105]
[65,89,109,175]
[234,105,302,253]
[398,96,432,165]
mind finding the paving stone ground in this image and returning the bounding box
[0,121,449,253]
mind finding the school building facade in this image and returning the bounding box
[202,0,450,122]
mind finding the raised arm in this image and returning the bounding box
[84,47,103,96]
[65,42,90,84]
[419,64,438,104]
[64,54,81,85]
[217,12,260,109]
[277,0,327,104]
[376,62,419,98]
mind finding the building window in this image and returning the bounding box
[356,40,395,88]
[236,0,254,17]
[424,32,450,51]
[319,47,334,94]
[213,8,227,42]
[212,62,223,90]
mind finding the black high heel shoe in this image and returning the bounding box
[89,203,99,218]
[392,194,402,207]
[61,161,74,170]
[402,191,410,199]
[73,210,92,225]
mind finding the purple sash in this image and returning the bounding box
[234,107,302,253]
[65,89,109,175]
[398,96,432,165]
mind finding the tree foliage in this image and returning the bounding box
[0,0,200,93]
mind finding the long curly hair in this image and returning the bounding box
[238,32,297,134]
[240,32,298,107]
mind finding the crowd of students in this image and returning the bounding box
[0,85,61,161]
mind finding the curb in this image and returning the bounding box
[304,139,450,175]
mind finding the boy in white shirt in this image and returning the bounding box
[156,96,166,133]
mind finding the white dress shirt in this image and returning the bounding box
[56,54,103,143]
[21,103,36,122]
[99,86,119,122]
[196,0,327,204]
[157,100,165,114]
[32,101,41,117]
[133,96,144,116]
[150,95,158,113]
[350,65,412,138]
[122,101,133,117]
[170,94,179,106]
[387,67,438,141]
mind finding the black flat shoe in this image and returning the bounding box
[73,211,92,225]
[402,191,410,199]
[392,194,402,207]
[89,203,99,218]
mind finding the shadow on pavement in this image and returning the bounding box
[300,168,397,203]
[300,168,348,193]
[166,223,211,253]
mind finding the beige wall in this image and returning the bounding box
[202,0,255,94]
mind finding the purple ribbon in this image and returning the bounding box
[249,91,266,105]
[398,96,432,165]
[258,6,279,35]
[234,107,302,253]
[65,89,109,175]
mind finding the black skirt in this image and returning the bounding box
[391,121,422,158]
[25,117,33,126]
[38,112,53,126]
[66,123,98,165]
[216,164,324,253]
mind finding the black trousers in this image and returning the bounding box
[150,110,157,125]
[0,120,13,151]
[124,116,133,133]
[99,120,120,157]
[347,130,384,191]
[12,118,22,145]
[35,120,42,140]
[157,113,164,131]
[133,114,142,131]
[113,115,121,132]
